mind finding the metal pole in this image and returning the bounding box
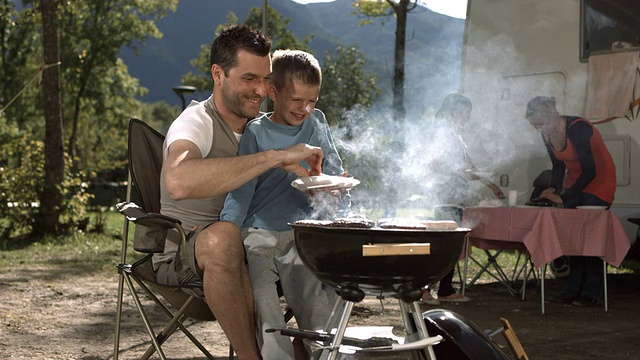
[263,0,267,35]
[172,86,197,110]
[261,0,269,113]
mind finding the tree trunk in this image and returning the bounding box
[392,0,409,120]
[39,0,65,235]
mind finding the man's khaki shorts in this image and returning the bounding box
[155,226,209,297]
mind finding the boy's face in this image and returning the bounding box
[268,79,320,126]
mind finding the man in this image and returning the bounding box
[154,24,323,360]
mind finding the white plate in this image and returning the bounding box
[475,199,505,208]
[291,175,360,192]
[576,205,608,210]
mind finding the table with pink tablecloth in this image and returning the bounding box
[462,207,631,269]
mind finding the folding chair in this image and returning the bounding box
[113,118,230,360]
[486,318,530,360]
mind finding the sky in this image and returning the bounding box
[290,0,468,19]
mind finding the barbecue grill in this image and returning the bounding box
[284,222,510,360]
[291,223,467,302]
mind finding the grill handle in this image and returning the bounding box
[362,243,430,257]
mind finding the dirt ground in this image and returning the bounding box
[1,262,639,360]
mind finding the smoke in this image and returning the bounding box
[329,95,546,220]
[318,27,555,220]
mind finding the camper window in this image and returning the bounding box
[580,0,640,61]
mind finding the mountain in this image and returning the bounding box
[120,0,465,113]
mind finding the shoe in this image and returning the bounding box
[571,296,599,307]
[549,294,576,304]
[438,293,471,303]
[420,290,440,305]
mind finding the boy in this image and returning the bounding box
[220,49,346,359]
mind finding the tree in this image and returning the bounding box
[1,1,42,126]
[182,6,313,95]
[352,0,420,213]
[57,0,178,174]
[1,1,178,237]
[182,6,378,123]
[317,45,379,127]
[352,0,419,120]
[39,0,65,235]
[244,6,313,52]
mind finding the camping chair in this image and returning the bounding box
[486,318,530,360]
[113,118,230,360]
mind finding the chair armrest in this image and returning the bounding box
[116,201,182,229]
[117,201,186,254]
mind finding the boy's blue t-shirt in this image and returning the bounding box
[220,109,345,231]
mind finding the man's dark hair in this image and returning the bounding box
[210,24,272,75]
[436,92,472,120]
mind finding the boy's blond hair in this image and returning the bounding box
[270,49,322,91]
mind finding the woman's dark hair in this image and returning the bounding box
[210,24,272,76]
[436,93,472,119]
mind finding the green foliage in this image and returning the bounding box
[0,2,43,127]
[0,130,90,239]
[318,45,380,127]
[182,43,213,93]
[1,1,180,237]
[1,0,178,180]
[244,6,313,53]
[182,7,379,127]
[352,0,419,24]
[181,6,314,94]
[134,101,181,135]
[57,1,178,175]
[352,0,395,26]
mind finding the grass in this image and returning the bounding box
[0,210,140,275]
[0,209,637,281]
[459,248,638,290]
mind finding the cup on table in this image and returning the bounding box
[508,190,518,207]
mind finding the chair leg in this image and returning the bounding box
[499,318,529,360]
[461,236,470,296]
[603,260,608,311]
[131,279,216,359]
[540,264,546,315]
[113,270,126,360]
[122,273,168,360]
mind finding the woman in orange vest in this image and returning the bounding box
[525,96,616,307]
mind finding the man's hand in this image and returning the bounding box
[487,183,505,199]
[278,143,323,177]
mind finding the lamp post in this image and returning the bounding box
[261,0,268,113]
[172,85,197,110]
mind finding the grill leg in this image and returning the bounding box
[314,299,354,360]
[400,300,437,360]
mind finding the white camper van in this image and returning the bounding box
[459,0,640,253]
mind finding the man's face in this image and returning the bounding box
[215,50,271,120]
[451,107,471,127]
[269,80,320,126]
